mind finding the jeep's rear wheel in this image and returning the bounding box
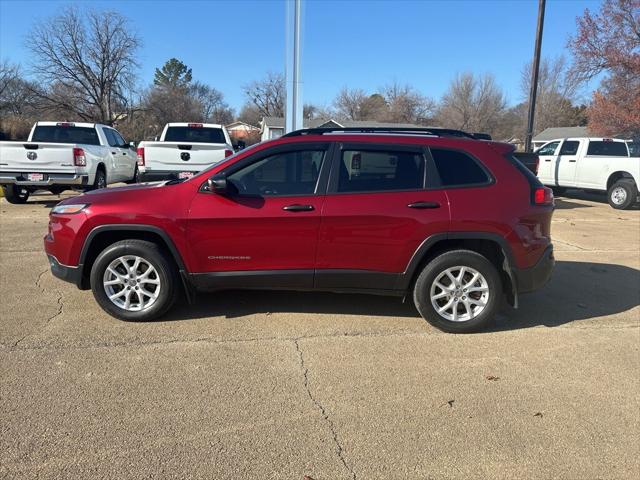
[413,250,501,333]
[90,239,177,321]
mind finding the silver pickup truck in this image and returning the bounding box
[0,122,138,204]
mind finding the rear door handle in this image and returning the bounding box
[111,151,116,155]
[283,204,314,212]
[122,152,127,155]
[568,159,577,162]
[407,201,440,209]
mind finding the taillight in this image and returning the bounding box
[73,147,86,166]
[534,187,554,206]
[137,147,145,166]
[224,149,233,158]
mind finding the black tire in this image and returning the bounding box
[413,249,502,333]
[2,185,29,204]
[90,239,178,321]
[88,168,107,191]
[126,166,139,185]
[607,179,637,210]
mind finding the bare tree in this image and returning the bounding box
[435,73,507,134]
[0,60,20,98]
[334,87,368,120]
[520,56,582,135]
[242,72,284,118]
[190,81,234,124]
[27,7,141,123]
[383,82,435,124]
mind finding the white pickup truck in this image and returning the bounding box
[136,123,233,181]
[0,122,138,204]
[536,137,640,210]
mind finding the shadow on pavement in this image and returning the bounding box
[164,261,640,330]
[494,260,640,331]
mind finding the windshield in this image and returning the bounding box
[31,125,100,145]
[164,126,226,143]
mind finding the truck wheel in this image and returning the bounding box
[413,250,502,333]
[88,169,107,191]
[90,240,178,321]
[608,179,636,210]
[2,185,29,204]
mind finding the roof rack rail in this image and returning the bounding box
[282,126,477,139]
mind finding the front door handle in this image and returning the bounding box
[283,204,314,212]
[544,159,551,162]
[568,159,577,162]
[122,152,127,155]
[407,201,440,209]
[111,151,116,155]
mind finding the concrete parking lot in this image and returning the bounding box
[1,189,638,479]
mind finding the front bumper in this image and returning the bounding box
[0,172,89,187]
[514,245,555,293]
[47,254,82,287]
[139,170,199,182]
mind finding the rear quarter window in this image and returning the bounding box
[431,148,490,187]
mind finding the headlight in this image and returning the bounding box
[51,203,90,214]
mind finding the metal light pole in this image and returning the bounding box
[524,0,546,153]
[285,0,303,133]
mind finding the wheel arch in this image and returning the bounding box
[607,171,635,190]
[77,225,187,291]
[399,233,518,307]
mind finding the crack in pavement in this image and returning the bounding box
[294,338,356,480]
[13,268,64,348]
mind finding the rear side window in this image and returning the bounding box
[431,148,490,187]
[164,126,226,143]
[31,126,100,146]
[337,150,425,193]
[559,141,579,155]
[587,141,628,156]
[103,128,119,147]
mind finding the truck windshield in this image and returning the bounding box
[164,127,226,143]
[31,126,100,145]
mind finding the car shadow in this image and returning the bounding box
[162,260,639,330]
[555,189,640,210]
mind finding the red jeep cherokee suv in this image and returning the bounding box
[44,127,554,333]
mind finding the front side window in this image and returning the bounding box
[337,150,425,193]
[431,148,490,187]
[559,140,579,155]
[536,141,560,156]
[587,141,629,156]
[227,150,325,196]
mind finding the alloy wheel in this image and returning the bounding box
[430,266,489,322]
[103,255,161,311]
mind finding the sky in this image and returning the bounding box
[0,0,601,112]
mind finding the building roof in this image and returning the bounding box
[226,121,259,131]
[261,116,419,131]
[533,126,589,142]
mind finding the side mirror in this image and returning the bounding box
[129,141,136,150]
[207,174,227,194]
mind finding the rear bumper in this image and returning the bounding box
[139,170,199,182]
[514,245,554,293]
[47,254,82,287]
[0,172,88,187]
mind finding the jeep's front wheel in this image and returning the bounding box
[90,239,177,321]
[413,250,501,333]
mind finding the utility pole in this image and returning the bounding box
[524,0,546,153]
[285,0,303,133]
